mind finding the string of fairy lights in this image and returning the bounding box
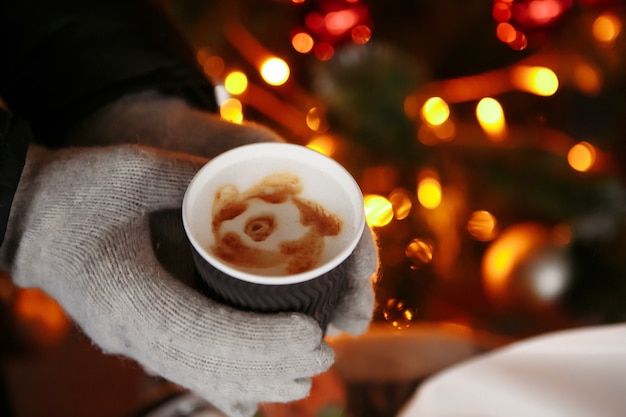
[203,6,620,172]
[190,0,624,331]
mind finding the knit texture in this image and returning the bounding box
[0,144,378,417]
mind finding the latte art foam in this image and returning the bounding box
[210,172,343,275]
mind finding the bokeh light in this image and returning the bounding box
[325,9,359,36]
[511,66,559,96]
[497,22,517,43]
[383,298,418,329]
[405,238,434,268]
[574,63,601,94]
[508,31,528,50]
[388,188,413,220]
[260,57,290,86]
[476,97,506,139]
[364,194,394,227]
[291,31,315,53]
[467,210,498,241]
[567,141,596,172]
[306,106,326,131]
[306,134,337,156]
[219,98,244,124]
[492,0,528,50]
[421,97,450,126]
[305,11,325,33]
[202,55,225,78]
[417,176,442,209]
[592,13,622,45]
[493,2,512,22]
[13,287,70,344]
[314,42,335,61]
[521,0,570,25]
[352,24,372,44]
[224,71,248,95]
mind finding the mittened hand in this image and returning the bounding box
[65,88,381,337]
[5,90,382,417]
[328,225,379,335]
[0,145,333,417]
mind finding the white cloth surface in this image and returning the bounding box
[398,323,626,417]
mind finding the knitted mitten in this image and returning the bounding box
[0,145,334,417]
[63,89,381,335]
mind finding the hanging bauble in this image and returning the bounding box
[481,222,573,312]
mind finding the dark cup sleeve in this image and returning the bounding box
[191,246,348,331]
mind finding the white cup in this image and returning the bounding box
[182,142,365,329]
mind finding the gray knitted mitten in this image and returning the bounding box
[63,89,380,335]
[0,145,338,417]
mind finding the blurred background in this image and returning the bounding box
[2,0,626,416]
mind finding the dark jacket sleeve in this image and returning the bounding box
[0,0,216,246]
[0,109,30,248]
[0,0,216,147]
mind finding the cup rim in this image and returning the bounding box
[182,142,365,285]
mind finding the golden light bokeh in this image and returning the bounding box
[364,194,394,227]
[291,31,315,53]
[417,177,442,209]
[260,57,290,86]
[511,65,559,96]
[592,13,622,44]
[219,97,244,124]
[421,97,450,126]
[224,71,248,95]
[388,188,413,220]
[476,97,506,140]
[306,134,337,156]
[567,141,596,172]
[405,238,434,267]
[467,210,498,241]
[306,106,325,131]
[383,298,417,329]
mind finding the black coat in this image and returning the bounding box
[0,0,216,246]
